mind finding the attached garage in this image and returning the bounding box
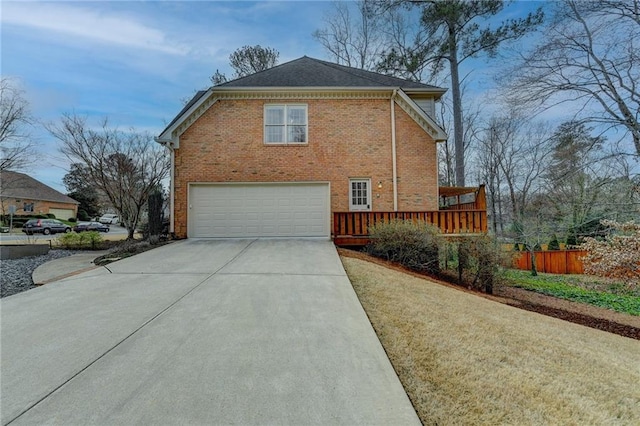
[48,208,75,220]
[188,183,330,238]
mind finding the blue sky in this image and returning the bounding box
[2,0,544,193]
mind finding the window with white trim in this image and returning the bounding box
[264,104,307,144]
[349,179,371,211]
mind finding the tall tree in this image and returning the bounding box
[313,1,388,70]
[210,69,227,86]
[376,0,543,185]
[545,121,613,243]
[0,77,33,172]
[508,0,640,157]
[211,45,280,84]
[63,163,102,220]
[474,113,553,239]
[48,114,170,239]
[229,45,279,78]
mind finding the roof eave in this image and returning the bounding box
[395,89,448,142]
[211,86,444,94]
[157,88,214,145]
[403,87,448,100]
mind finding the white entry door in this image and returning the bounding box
[189,183,329,238]
[349,179,371,211]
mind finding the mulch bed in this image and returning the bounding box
[337,248,640,341]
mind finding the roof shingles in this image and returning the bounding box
[0,171,78,205]
[217,56,442,90]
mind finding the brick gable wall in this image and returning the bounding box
[173,97,438,238]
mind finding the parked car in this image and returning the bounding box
[73,221,110,233]
[99,214,120,225]
[22,219,72,235]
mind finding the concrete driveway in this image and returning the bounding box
[1,239,419,425]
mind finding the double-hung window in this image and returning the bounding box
[264,104,307,144]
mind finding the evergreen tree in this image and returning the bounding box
[376,0,543,185]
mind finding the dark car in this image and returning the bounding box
[22,219,72,235]
[73,221,110,233]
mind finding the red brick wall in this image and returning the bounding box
[173,97,439,238]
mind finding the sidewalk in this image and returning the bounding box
[32,250,110,284]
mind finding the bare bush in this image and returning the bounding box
[366,219,441,275]
[580,220,640,289]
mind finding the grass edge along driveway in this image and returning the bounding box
[341,256,640,425]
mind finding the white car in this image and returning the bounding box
[99,214,120,225]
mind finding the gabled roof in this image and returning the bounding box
[0,171,79,205]
[217,56,444,91]
[157,56,448,144]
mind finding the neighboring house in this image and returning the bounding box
[157,56,485,240]
[0,170,79,220]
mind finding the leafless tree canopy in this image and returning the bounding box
[312,1,388,70]
[507,0,640,156]
[0,77,33,172]
[47,114,170,239]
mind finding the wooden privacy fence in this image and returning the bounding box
[513,250,587,274]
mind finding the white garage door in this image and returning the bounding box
[49,208,74,220]
[189,183,330,238]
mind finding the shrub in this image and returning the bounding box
[78,209,90,221]
[366,219,441,274]
[548,235,560,250]
[513,243,520,251]
[68,217,77,222]
[580,220,640,290]
[46,213,56,219]
[58,231,104,250]
[456,236,510,294]
[35,214,47,219]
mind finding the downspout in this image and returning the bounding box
[391,89,398,211]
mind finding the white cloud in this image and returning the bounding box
[1,2,187,55]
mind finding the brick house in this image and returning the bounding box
[157,56,485,240]
[0,170,79,220]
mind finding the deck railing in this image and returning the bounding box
[333,210,487,245]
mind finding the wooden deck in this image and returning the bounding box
[333,185,488,246]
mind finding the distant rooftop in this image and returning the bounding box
[0,170,78,205]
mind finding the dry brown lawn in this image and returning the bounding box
[341,256,640,426]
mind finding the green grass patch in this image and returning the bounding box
[504,270,640,316]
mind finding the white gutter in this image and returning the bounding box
[391,89,398,212]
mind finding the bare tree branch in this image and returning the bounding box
[313,1,389,71]
[507,0,640,156]
[0,77,34,172]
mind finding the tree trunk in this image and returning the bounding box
[448,32,465,187]
[530,249,538,276]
